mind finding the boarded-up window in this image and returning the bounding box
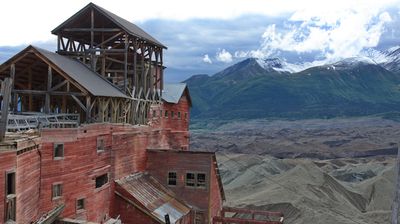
[52,183,62,199]
[168,172,177,186]
[54,143,64,159]
[186,173,196,187]
[97,137,105,152]
[95,174,108,188]
[194,211,204,224]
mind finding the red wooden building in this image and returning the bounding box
[0,3,283,224]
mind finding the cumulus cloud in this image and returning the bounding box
[240,6,394,63]
[216,49,233,63]
[203,54,212,64]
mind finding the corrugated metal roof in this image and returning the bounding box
[33,46,129,98]
[116,172,191,224]
[51,3,166,49]
[162,83,188,104]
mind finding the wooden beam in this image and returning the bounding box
[124,34,128,93]
[105,57,133,66]
[95,31,124,48]
[44,66,52,113]
[28,68,33,111]
[86,96,91,122]
[71,95,87,112]
[9,64,17,113]
[13,89,84,96]
[63,28,121,32]
[0,78,13,141]
[50,80,68,91]
[90,8,94,70]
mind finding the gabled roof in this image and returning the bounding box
[116,172,191,224]
[0,45,129,98]
[162,83,192,106]
[51,2,166,49]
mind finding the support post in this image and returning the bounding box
[124,34,128,93]
[86,96,91,123]
[90,8,95,70]
[0,77,13,141]
[28,68,33,111]
[45,66,52,113]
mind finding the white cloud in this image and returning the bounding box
[1,0,399,46]
[216,49,233,63]
[240,4,396,63]
[203,54,212,64]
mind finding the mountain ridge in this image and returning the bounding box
[184,48,400,123]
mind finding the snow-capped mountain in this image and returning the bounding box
[381,46,400,73]
[256,58,306,73]
[253,46,400,74]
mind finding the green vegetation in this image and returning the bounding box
[185,58,400,125]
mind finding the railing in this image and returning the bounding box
[213,207,284,224]
[5,113,80,132]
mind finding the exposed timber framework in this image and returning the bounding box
[52,3,166,125]
[0,3,166,128]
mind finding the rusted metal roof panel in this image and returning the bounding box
[116,172,191,223]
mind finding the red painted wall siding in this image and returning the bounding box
[0,151,16,222]
[150,92,191,150]
[209,158,223,221]
[146,150,212,223]
[40,125,114,222]
[16,149,41,223]
[112,184,159,224]
[112,130,149,180]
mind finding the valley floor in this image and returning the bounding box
[191,117,400,159]
[189,117,400,223]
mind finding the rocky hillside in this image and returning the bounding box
[218,153,395,224]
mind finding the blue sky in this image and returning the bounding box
[1,0,400,82]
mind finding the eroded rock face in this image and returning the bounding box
[218,153,395,224]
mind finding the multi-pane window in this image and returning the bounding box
[76,198,85,211]
[95,173,109,188]
[186,172,206,188]
[185,173,196,187]
[171,111,175,118]
[165,110,168,118]
[54,143,64,159]
[52,183,62,199]
[197,173,206,188]
[178,112,181,119]
[168,172,177,186]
